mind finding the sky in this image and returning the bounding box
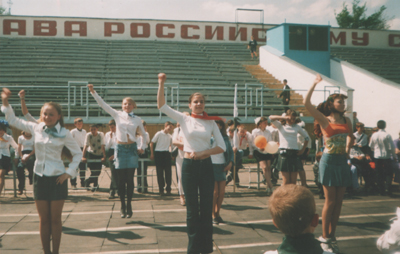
[1,0,400,30]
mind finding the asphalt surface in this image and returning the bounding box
[0,163,398,254]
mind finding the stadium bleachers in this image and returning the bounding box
[0,38,287,120]
[330,47,400,84]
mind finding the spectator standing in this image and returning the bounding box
[70,118,87,188]
[137,120,150,193]
[278,80,291,112]
[248,35,258,59]
[150,121,174,195]
[16,131,35,195]
[369,120,396,196]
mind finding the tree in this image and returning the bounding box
[0,6,10,15]
[335,0,392,30]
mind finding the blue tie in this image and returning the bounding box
[128,113,135,118]
[44,126,66,138]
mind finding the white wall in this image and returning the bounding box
[331,59,400,138]
[259,45,354,114]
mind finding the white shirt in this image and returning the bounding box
[90,91,146,143]
[377,207,400,253]
[0,133,18,158]
[236,131,254,155]
[18,135,35,151]
[71,128,87,148]
[297,132,312,150]
[152,130,172,151]
[272,120,310,150]
[354,131,368,147]
[369,129,396,159]
[2,105,82,178]
[264,250,333,254]
[105,131,117,150]
[137,132,150,151]
[159,104,226,153]
[252,128,272,152]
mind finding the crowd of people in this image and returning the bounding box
[0,73,398,254]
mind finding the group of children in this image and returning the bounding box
[1,71,398,254]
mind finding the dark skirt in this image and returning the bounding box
[253,150,272,162]
[319,153,352,187]
[0,155,11,171]
[213,163,227,181]
[33,173,68,200]
[277,149,304,172]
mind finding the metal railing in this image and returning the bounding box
[0,83,341,121]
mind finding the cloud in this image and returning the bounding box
[388,18,400,30]
[366,0,388,8]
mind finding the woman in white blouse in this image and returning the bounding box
[1,88,82,254]
[88,84,146,219]
[158,73,226,254]
[0,121,18,196]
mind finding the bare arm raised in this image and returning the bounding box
[303,74,329,129]
[157,73,166,109]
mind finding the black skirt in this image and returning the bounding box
[33,173,68,200]
[277,149,304,172]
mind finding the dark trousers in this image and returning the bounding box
[282,98,290,112]
[16,151,34,191]
[107,149,118,192]
[375,158,393,193]
[155,151,171,193]
[182,157,214,254]
[116,168,135,210]
[85,153,103,187]
[71,147,86,186]
[137,152,148,192]
[351,158,373,188]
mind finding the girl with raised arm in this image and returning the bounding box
[303,74,354,253]
[157,73,226,254]
[1,88,82,254]
[88,84,145,218]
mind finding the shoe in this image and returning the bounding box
[120,208,126,218]
[180,197,186,206]
[108,191,115,199]
[266,188,273,195]
[318,236,334,253]
[18,190,23,195]
[166,190,171,195]
[319,193,325,199]
[217,216,224,224]
[213,218,219,225]
[330,237,340,253]
[126,209,133,218]
[72,184,77,189]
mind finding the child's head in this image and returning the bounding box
[108,119,116,132]
[74,118,84,129]
[164,121,174,133]
[89,124,99,135]
[377,120,386,130]
[122,97,137,113]
[215,119,227,136]
[40,102,64,127]
[269,185,318,237]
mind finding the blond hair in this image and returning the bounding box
[122,97,137,109]
[269,185,316,237]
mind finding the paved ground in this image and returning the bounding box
[0,163,398,254]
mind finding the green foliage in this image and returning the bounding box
[335,0,391,30]
[0,6,10,15]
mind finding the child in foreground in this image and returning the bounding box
[264,184,333,254]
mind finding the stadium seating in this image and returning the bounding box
[330,47,400,84]
[0,38,288,120]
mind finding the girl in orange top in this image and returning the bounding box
[304,74,354,254]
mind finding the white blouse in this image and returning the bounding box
[272,120,310,150]
[91,91,146,143]
[236,131,254,155]
[18,135,35,151]
[159,104,226,153]
[0,133,18,158]
[2,105,83,178]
